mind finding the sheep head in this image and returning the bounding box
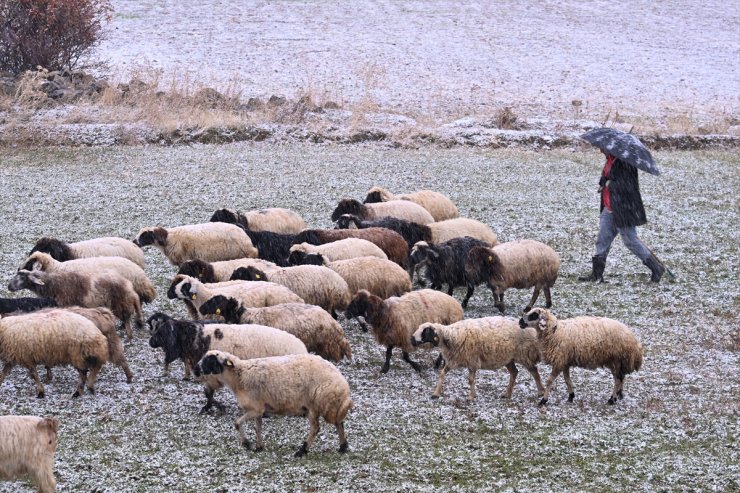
[364,187,392,203]
[335,214,361,229]
[519,308,558,334]
[18,251,54,272]
[30,237,73,262]
[8,269,45,291]
[209,208,249,229]
[331,198,364,221]
[195,350,235,377]
[199,295,240,322]
[411,324,441,347]
[168,275,198,300]
[178,259,215,283]
[230,266,266,281]
[345,289,376,320]
[134,227,167,247]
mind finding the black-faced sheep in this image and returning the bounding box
[519,308,643,406]
[167,274,304,320]
[229,265,350,319]
[330,198,434,225]
[0,415,58,493]
[0,309,109,398]
[363,186,459,221]
[292,228,409,267]
[146,312,307,413]
[239,229,296,266]
[210,207,307,234]
[199,296,352,362]
[409,237,494,308]
[344,289,464,373]
[9,269,143,340]
[411,317,544,400]
[288,238,388,262]
[0,297,57,315]
[29,236,145,269]
[177,258,281,283]
[133,222,258,266]
[466,240,561,313]
[195,350,352,457]
[20,251,156,304]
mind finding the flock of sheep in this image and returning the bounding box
[0,186,643,493]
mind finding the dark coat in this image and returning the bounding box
[600,158,647,228]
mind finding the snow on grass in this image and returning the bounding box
[0,144,737,492]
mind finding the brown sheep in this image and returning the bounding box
[0,415,58,493]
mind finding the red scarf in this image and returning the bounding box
[602,155,615,212]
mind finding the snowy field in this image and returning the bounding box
[100,1,739,128]
[0,144,737,492]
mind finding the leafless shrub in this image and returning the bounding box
[492,106,519,129]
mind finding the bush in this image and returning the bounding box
[0,0,112,75]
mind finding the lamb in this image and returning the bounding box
[0,309,109,397]
[199,296,352,362]
[146,312,307,413]
[292,227,409,267]
[9,269,143,340]
[519,308,643,405]
[0,415,58,493]
[210,207,307,234]
[0,297,56,315]
[29,236,145,269]
[363,186,459,221]
[19,251,156,304]
[177,258,280,283]
[133,222,258,266]
[344,289,464,373]
[409,237,494,307]
[195,350,351,457]
[330,198,434,225]
[288,238,388,263]
[465,240,560,313]
[229,265,351,319]
[410,317,544,400]
[167,274,304,320]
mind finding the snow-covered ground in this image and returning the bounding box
[100,1,739,127]
[0,144,737,491]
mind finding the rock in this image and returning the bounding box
[323,101,340,109]
[268,95,287,107]
[193,87,226,108]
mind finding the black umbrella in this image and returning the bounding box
[581,128,660,176]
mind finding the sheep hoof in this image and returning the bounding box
[199,405,212,415]
[182,376,191,381]
[568,393,575,402]
[380,365,390,374]
[294,442,308,458]
[254,445,264,452]
[72,390,81,398]
[410,363,422,373]
[617,390,624,400]
[338,442,349,453]
[538,398,548,406]
[37,391,45,399]
[241,439,251,449]
[607,397,616,405]
[523,305,532,313]
[431,394,440,400]
[496,305,505,314]
[461,301,469,309]
[499,393,510,399]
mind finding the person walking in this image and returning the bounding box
[579,148,665,283]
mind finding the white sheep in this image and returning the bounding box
[229,265,351,318]
[466,239,560,313]
[198,296,352,361]
[288,238,388,262]
[331,198,435,225]
[411,317,544,400]
[210,207,307,234]
[9,269,143,340]
[519,308,644,405]
[177,258,281,283]
[30,236,145,268]
[364,187,459,221]
[0,309,109,397]
[147,312,308,414]
[19,251,156,304]
[345,289,464,373]
[167,274,304,320]
[0,415,58,493]
[427,218,498,245]
[133,222,258,266]
[195,350,352,457]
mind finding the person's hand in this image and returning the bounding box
[599,176,609,187]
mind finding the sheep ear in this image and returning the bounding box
[29,272,45,285]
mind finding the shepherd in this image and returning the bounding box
[578,128,666,283]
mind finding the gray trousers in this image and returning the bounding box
[595,210,652,261]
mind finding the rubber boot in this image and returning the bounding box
[578,256,606,282]
[643,255,665,283]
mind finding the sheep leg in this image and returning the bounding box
[501,362,518,399]
[525,364,545,397]
[296,410,320,458]
[607,368,623,405]
[44,365,53,383]
[200,384,225,414]
[402,351,421,372]
[380,346,394,374]
[183,361,193,381]
[544,286,553,308]
[0,362,13,385]
[86,363,103,394]
[234,409,263,450]
[432,364,450,399]
[73,369,87,398]
[461,285,475,308]
[540,368,562,406]
[468,369,478,400]
[434,354,445,369]
[356,317,369,332]
[525,287,541,312]
[26,365,45,398]
[336,421,349,453]
[118,359,134,384]
[563,366,575,402]
[134,299,144,329]
[447,285,454,296]
[123,316,133,341]
[493,288,505,313]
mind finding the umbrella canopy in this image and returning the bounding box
[581,128,660,176]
